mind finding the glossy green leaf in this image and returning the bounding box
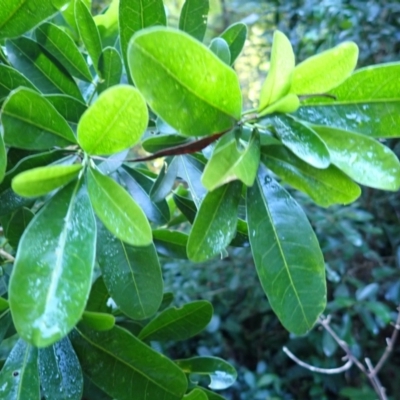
[258,93,300,117]
[142,134,191,153]
[2,88,77,150]
[176,357,237,390]
[312,125,400,191]
[39,337,83,400]
[0,0,69,39]
[150,157,179,203]
[97,222,163,320]
[173,186,197,224]
[0,339,40,399]
[0,65,37,101]
[179,0,209,42]
[9,180,96,347]
[81,311,115,331]
[187,181,241,262]
[269,115,330,168]
[119,0,166,78]
[0,298,9,313]
[75,0,102,74]
[259,30,295,111]
[184,388,208,400]
[36,22,92,82]
[262,146,361,207]
[98,47,123,93]
[61,0,91,32]
[138,300,213,341]
[153,229,188,259]
[0,135,5,183]
[0,189,32,217]
[5,207,34,249]
[87,167,152,246]
[128,27,242,136]
[85,277,112,314]
[6,37,83,100]
[45,95,87,126]
[246,167,326,334]
[220,22,247,65]
[209,38,230,65]
[71,325,188,399]
[12,164,82,198]
[290,42,358,95]
[201,130,260,191]
[78,85,148,155]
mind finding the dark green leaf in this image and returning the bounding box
[6,37,83,100]
[173,186,197,224]
[153,229,188,259]
[85,277,112,314]
[128,27,242,136]
[9,180,96,347]
[36,22,92,82]
[198,387,226,400]
[39,337,83,400]
[5,207,34,249]
[184,388,208,400]
[150,157,179,203]
[159,292,174,312]
[0,339,40,399]
[209,38,230,65]
[142,134,191,153]
[81,311,115,331]
[45,94,87,126]
[0,312,12,343]
[98,47,123,93]
[82,373,113,400]
[187,181,241,262]
[0,135,5,183]
[0,65,37,102]
[138,300,213,341]
[179,0,209,42]
[0,189,32,217]
[246,167,326,334]
[0,298,9,313]
[220,22,247,65]
[87,167,152,246]
[97,221,163,320]
[71,325,188,399]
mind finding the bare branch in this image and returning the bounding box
[0,249,14,262]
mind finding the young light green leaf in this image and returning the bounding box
[5,207,34,249]
[187,181,241,262]
[78,85,148,155]
[138,301,213,341]
[209,38,231,65]
[179,0,209,42]
[0,0,69,39]
[201,130,260,191]
[258,93,299,117]
[97,222,163,320]
[71,325,188,399]
[220,22,247,65]
[36,22,92,82]
[87,167,152,246]
[12,165,82,198]
[153,229,188,259]
[98,47,123,93]
[0,339,40,400]
[312,125,400,191]
[259,30,295,111]
[81,311,115,331]
[270,115,330,168]
[9,180,96,347]
[39,337,83,400]
[291,42,359,95]
[0,64,37,101]
[176,357,237,391]
[262,145,361,207]
[0,134,5,183]
[6,37,83,100]
[75,0,102,74]
[128,27,242,136]
[247,166,326,334]
[2,88,77,150]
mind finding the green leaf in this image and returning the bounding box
[259,30,295,111]
[150,157,179,203]
[179,0,209,42]
[209,38,230,65]
[128,27,242,136]
[119,0,166,78]
[138,300,212,341]
[97,222,163,320]
[0,298,9,313]
[258,93,300,117]
[12,165,82,198]
[81,311,115,331]
[87,167,152,246]
[2,88,77,150]
[38,337,83,400]
[75,0,102,74]
[246,167,326,334]
[176,357,237,390]
[262,146,361,207]
[9,179,96,347]
[173,186,197,224]
[78,85,148,155]
[6,37,84,100]
[198,387,225,400]
[0,189,32,217]
[201,130,260,191]
[0,134,5,183]
[0,339,40,399]
[71,325,188,399]
[290,42,358,95]
[0,0,69,40]
[61,0,91,33]
[0,312,12,343]
[187,181,241,262]
[312,125,400,191]
[98,47,123,93]
[153,229,188,259]
[184,388,208,400]
[5,207,34,249]
[36,22,92,82]
[220,22,247,65]
[0,65,37,102]
[45,94,87,127]
[142,134,191,153]
[94,0,119,48]
[269,115,330,168]
[86,277,112,314]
